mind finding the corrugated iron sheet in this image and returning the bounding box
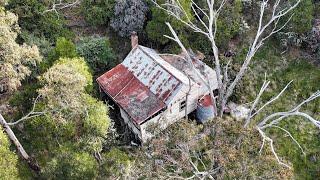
[96,64,134,97]
[114,77,166,125]
[97,45,219,127]
[97,64,166,125]
[122,46,185,104]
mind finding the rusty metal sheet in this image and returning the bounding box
[122,46,185,104]
[114,77,166,125]
[97,45,219,126]
[96,64,134,98]
[97,64,166,125]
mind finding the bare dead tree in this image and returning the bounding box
[152,0,301,117]
[164,23,218,116]
[245,77,320,168]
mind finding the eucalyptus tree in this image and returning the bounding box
[151,0,320,170]
[0,7,41,93]
[0,127,20,179]
[152,0,301,116]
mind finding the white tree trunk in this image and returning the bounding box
[0,113,40,171]
[0,113,30,160]
[152,0,301,116]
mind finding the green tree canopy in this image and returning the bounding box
[81,0,116,26]
[146,0,192,46]
[0,127,20,179]
[110,0,148,37]
[19,57,110,178]
[43,149,98,180]
[7,0,73,41]
[100,148,132,178]
[76,36,116,73]
[0,7,41,93]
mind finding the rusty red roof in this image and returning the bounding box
[97,64,134,97]
[97,64,166,125]
[122,46,186,104]
[98,45,218,127]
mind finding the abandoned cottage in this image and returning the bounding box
[97,33,219,142]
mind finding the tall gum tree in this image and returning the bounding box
[0,7,41,93]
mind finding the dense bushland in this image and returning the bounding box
[0,0,319,179]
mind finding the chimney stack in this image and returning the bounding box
[131,31,138,49]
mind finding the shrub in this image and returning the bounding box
[43,37,78,72]
[81,0,115,26]
[146,7,171,45]
[19,31,53,58]
[146,0,192,46]
[52,37,78,59]
[44,151,98,179]
[215,0,242,49]
[0,127,19,179]
[288,0,314,34]
[0,0,8,6]
[76,36,116,73]
[100,148,132,178]
[7,0,73,41]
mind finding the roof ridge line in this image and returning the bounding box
[137,45,190,85]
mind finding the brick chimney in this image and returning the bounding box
[131,31,138,49]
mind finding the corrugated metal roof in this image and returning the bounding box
[114,76,166,125]
[97,64,166,125]
[138,46,190,84]
[122,46,185,104]
[97,45,218,126]
[96,64,134,97]
[161,52,219,90]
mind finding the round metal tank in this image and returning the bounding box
[196,95,215,123]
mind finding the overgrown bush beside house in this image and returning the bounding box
[76,36,116,74]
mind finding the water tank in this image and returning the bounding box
[196,95,215,123]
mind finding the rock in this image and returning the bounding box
[228,102,250,121]
[155,159,163,166]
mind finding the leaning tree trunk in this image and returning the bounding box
[0,113,40,172]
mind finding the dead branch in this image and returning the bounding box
[258,91,320,129]
[245,77,293,128]
[245,73,270,127]
[0,113,41,172]
[254,90,319,168]
[7,95,45,126]
[152,0,301,116]
[43,0,80,14]
[257,127,291,168]
[165,22,218,116]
